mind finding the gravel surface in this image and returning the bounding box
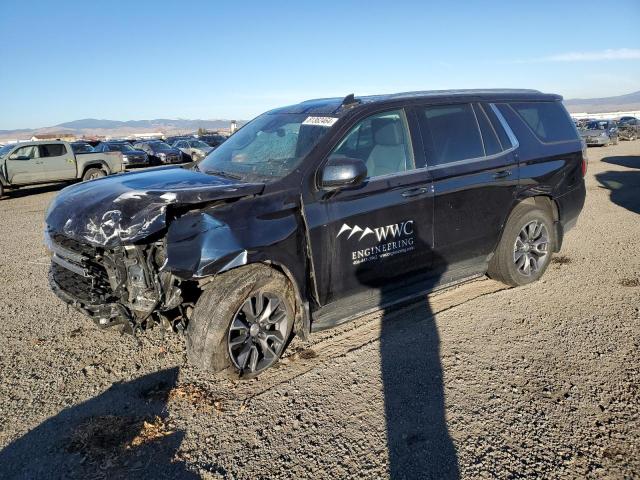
[0,143,638,479]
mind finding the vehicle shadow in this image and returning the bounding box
[3,182,66,199]
[595,169,640,215]
[601,155,640,170]
[0,367,197,480]
[356,242,459,479]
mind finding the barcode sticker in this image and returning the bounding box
[302,116,339,127]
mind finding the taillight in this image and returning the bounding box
[581,144,588,177]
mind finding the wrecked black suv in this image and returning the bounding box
[45,90,586,377]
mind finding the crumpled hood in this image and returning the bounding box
[45,165,264,248]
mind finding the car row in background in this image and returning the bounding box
[66,133,229,169]
[575,116,639,147]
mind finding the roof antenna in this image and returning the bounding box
[341,93,360,108]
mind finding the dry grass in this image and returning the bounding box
[66,415,174,459]
[168,383,224,413]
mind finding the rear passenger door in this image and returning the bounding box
[414,102,519,275]
[39,143,76,181]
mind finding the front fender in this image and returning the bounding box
[164,193,309,303]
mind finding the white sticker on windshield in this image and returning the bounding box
[302,116,339,127]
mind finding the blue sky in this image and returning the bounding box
[0,0,638,129]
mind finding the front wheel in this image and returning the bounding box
[186,264,294,379]
[488,203,555,287]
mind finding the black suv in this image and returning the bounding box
[45,89,586,378]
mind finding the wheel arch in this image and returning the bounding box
[495,195,561,256]
[81,161,110,177]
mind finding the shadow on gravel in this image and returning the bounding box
[0,367,197,480]
[596,167,640,215]
[601,155,640,170]
[357,242,459,479]
[3,182,66,199]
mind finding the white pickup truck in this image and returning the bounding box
[0,140,124,198]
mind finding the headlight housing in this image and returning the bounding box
[122,155,129,164]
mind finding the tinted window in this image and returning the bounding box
[483,103,514,149]
[417,104,484,166]
[331,109,414,178]
[40,144,67,157]
[510,102,577,142]
[473,104,502,155]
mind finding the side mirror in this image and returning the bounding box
[321,155,367,189]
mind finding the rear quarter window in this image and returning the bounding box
[510,102,577,143]
[40,144,67,157]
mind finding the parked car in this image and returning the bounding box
[45,89,585,378]
[132,141,182,165]
[0,140,123,198]
[172,139,213,161]
[198,134,227,148]
[579,119,618,146]
[94,142,149,168]
[70,142,96,154]
[617,116,639,141]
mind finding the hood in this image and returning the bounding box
[45,165,264,248]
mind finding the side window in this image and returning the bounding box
[40,144,67,157]
[331,109,415,178]
[483,103,514,149]
[510,102,577,143]
[9,145,40,160]
[417,103,484,166]
[473,104,502,156]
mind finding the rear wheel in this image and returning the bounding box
[82,168,106,181]
[0,182,4,199]
[186,264,294,379]
[488,203,555,287]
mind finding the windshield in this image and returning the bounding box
[190,140,210,149]
[586,121,608,130]
[151,142,172,150]
[107,143,134,152]
[72,143,94,153]
[0,144,15,157]
[198,113,335,181]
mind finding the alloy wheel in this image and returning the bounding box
[227,292,289,375]
[513,220,549,276]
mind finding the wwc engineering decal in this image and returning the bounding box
[337,220,416,265]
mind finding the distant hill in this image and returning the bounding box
[0,118,242,141]
[564,90,640,113]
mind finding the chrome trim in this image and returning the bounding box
[489,103,520,149]
[44,231,86,264]
[426,145,518,171]
[52,254,89,277]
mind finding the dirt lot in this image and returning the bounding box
[0,142,638,479]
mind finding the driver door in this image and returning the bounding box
[303,108,435,306]
[6,145,42,184]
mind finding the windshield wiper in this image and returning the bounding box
[206,169,242,180]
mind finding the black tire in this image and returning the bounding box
[487,203,555,287]
[186,264,295,379]
[0,182,5,199]
[82,168,106,181]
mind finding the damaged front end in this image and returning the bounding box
[44,166,266,333]
[46,231,189,333]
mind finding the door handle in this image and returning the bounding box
[402,187,430,198]
[493,170,512,179]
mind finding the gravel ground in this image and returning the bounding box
[0,142,638,479]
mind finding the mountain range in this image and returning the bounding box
[1,90,639,141]
[0,118,239,141]
[563,90,640,114]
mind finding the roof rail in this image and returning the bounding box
[341,93,361,108]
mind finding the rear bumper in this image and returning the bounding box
[583,136,608,146]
